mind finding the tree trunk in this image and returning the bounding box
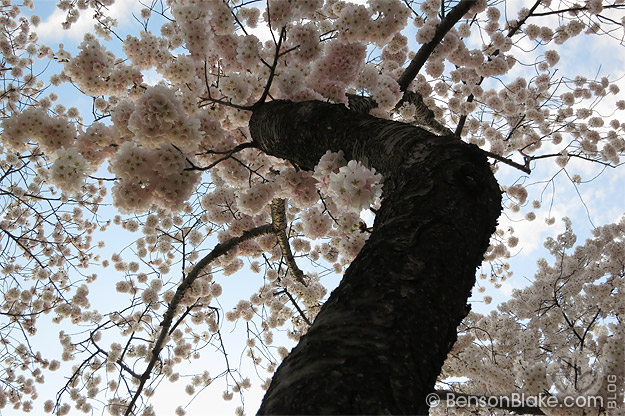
[249,100,502,415]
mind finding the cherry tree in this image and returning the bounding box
[0,0,624,415]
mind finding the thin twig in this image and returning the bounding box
[482,150,531,174]
[531,4,625,17]
[278,288,312,326]
[184,142,257,171]
[255,27,286,107]
[270,198,307,286]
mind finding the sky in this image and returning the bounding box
[16,4,275,414]
[35,1,142,40]
[6,0,625,415]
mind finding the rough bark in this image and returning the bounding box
[249,100,502,415]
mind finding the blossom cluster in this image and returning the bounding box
[109,142,200,212]
[313,150,383,214]
[122,31,171,70]
[0,107,75,153]
[60,35,142,96]
[49,147,91,194]
[439,217,625,413]
[335,0,410,46]
[127,85,201,152]
[307,40,367,104]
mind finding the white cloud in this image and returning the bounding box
[35,1,143,44]
[142,68,164,86]
[500,202,567,256]
[498,280,515,297]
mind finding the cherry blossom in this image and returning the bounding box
[0,0,623,415]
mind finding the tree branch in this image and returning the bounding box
[396,90,454,135]
[531,4,625,17]
[277,288,312,327]
[123,223,273,416]
[252,100,501,414]
[455,0,542,136]
[482,150,531,174]
[397,0,477,91]
[270,198,307,286]
[184,142,258,171]
[255,27,286,107]
[346,93,378,114]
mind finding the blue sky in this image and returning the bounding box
[11,0,625,414]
